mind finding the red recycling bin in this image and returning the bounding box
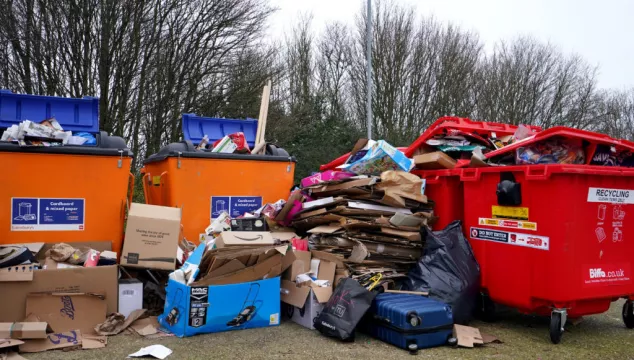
[461,164,634,343]
[408,117,541,229]
[457,127,634,343]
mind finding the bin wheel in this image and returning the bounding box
[407,343,418,355]
[447,337,458,347]
[476,293,496,322]
[549,312,564,344]
[622,300,634,329]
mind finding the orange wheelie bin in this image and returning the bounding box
[141,114,295,243]
[0,90,133,254]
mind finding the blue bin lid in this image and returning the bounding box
[0,90,99,133]
[182,113,258,147]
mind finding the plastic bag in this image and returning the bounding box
[403,221,480,324]
[314,278,376,341]
[74,132,97,145]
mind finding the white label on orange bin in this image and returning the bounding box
[583,264,631,287]
[587,187,634,204]
[478,218,537,231]
[470,227,549,251]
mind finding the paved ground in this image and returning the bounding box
[25,301,634,360]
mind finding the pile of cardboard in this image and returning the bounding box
[288,170,433,281]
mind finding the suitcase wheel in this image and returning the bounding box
[622,300,634,329]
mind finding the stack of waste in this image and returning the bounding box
[287,170,433,286]
[0,117,96,146]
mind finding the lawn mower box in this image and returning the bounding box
[158,246,281,337]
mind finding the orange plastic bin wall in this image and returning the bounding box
[142,157,295,243]
[2,152,133,254]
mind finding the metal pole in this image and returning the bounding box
[365,0,373,140]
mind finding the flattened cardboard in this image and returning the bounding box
[0,322,51,339]
[347,201,412,215]
[0,265,118,323]
[25,293,107,335]
[121,203,182,270]
[307,225,343,234]
[0,339,24,350]
[5,352,28,360]
[295,208,328,220]
[414,151,457,169]
[271,232,298,242]
[389,213,425,228]
[81,334,107,349]
[206,259,246,278]
[18,330,82,353]
[381,227,421,241]
[214,232,276,248]
[453,324,484,348]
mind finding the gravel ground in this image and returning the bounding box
[23,301,634,360]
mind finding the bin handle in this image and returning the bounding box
[159,171,168,206]
[128,172,135,208]
[525,167,551,181]
[142,173,151,204]
[460,168,480,181]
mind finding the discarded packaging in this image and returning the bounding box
[128,344,172,359]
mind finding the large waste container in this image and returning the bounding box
[409,117,541,230]
[0,90,133,254]
[458,127,634,343]
[141,114,295,243]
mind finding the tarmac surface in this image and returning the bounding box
[25,301,634,360]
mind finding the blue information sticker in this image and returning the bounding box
[210,196,263,219]
[11,197,85,231]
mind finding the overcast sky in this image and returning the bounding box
[269,0,634,90]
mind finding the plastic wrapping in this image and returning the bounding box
[516,138,585,165]
[403,221,480,324]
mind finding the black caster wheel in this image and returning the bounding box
[447,337,458,347]
[407,343,419,355]
[550,312,564,344]
[476,293,496,322]
[622,300,634,329]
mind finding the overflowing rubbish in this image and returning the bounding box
[8,87,634,358]
[1,118,95,147]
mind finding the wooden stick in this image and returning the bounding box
[384,289,429,296]
[255,80,271,151]
[252,141,266,155]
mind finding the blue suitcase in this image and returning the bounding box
[361,293,454,354]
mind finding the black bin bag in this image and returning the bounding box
[314,278,376,341]
[403,220,480,324]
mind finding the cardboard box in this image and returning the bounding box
[414,151,457,170]
[119,279,144,318]
[230,218,268,232]
[158,244,281,337]
[121,203,182,270]
[214,232,277,248]
[0,248,118,323]
[0,322,51,339]
[25,293,106,334]
[280,251,336,329]
[343,140,413,175]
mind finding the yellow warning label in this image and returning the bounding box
[492,206,529,220]
[478,217,537,231]
[152,176,161,186]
